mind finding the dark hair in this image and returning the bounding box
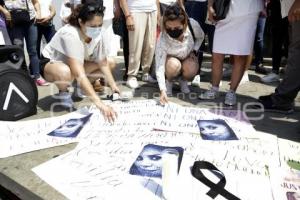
[163,3,188,31]
[68,0,105,27]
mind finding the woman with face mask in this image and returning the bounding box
[41,0,119,122]
[155,3,204,105]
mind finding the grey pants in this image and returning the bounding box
[272,21,300,107]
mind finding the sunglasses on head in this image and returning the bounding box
[86,5,105,13]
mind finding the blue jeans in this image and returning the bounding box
[37,23,56,58]
[253,16,266,66]
[184,1,215,72]
[8,21,40,78]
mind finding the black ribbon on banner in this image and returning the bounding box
[191,161,241,200]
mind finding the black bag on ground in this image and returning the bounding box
[213,0,231,21]
[0,45,38,121]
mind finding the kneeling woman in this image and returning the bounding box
[42,1,119,122]
[156,3,204,105]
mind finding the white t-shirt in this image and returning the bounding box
[40,0,52,18]
[227,0,263,18]
[281,0,294,18]
[103,0,114,20]
[127,0,157,12]
[42,24,107,64]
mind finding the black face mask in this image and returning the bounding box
[166,28,184,39]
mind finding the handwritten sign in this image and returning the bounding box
[0,109,90,158]
[156,105,256,139]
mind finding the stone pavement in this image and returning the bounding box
[27,56,300,142]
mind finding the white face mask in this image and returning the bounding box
[85,26,102,39]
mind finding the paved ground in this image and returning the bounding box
[25,56,300,142]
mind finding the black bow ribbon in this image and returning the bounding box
[192,161,241,200]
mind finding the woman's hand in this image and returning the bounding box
[97,104,118,123]
[126,15,135,31]
[111,84,121,94]
[288,0,300,22]
[208,5,216,23]
[160,90,169,105]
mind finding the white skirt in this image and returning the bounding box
[213,13,259,55]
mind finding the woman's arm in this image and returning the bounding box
[40,4,56,24]
[288,0,300,22]
[68,58,117,122]
[120,0,134,31]
[0,5,11,22]
[114,0,122,19]
[32,0,42,21]
[155,37,169,104]
[98,58,120,93]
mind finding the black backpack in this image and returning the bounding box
[0,46,38,121]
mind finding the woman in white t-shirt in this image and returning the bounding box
[42,1,119,122]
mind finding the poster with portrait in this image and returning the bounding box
[270,167,300,200]
[129,144,184,178]
[197,119,238,141]
[48,113,92,138]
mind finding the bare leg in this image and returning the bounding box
[43,62,73,92]
[165,57,182,81]
[181,56,199,81]
[230,55,247,91]
[211,53,225,87]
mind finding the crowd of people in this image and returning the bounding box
[0,0,299,122]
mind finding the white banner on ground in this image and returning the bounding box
[0,109,91,158]
[155,104,256,138]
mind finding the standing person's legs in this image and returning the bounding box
[211,53,225,87]
[230,55,247,91]
[259,21,300,112]
[127,12,147,88]
[272,21,300,107]
[43,24,56,43]
[198,52,224,100]
[36,25,43,58]
[141,11,157,76]
[123,26,129,80]
[253,16,266,68]
[24,22,40,79]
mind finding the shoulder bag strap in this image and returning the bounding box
[187,18,195,42]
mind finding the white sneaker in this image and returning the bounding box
[58,91,75,109]
[191,75,201,87]
[142,73,157,83]
[240,71,249,85]
[224,90,236,106]
[199,88,219,100]
[126,76,139,89]
[178,78,190,94]
[166,80,173,96]
[261,72,280,83]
